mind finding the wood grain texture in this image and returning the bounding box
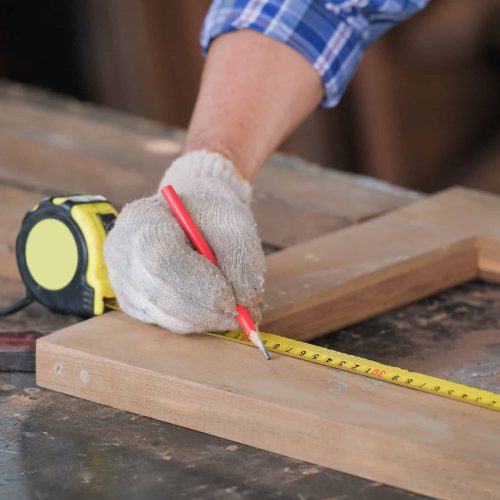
[36,186,500,498]
[263,187,500,339]
[0,82,418,247]
[477,238,500,283]
[36,312,500,500]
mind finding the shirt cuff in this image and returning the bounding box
[200,0,429,108]
[200,1,364,108]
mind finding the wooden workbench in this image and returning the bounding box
[1,81,499,499]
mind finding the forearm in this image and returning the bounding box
[184,30,323,180]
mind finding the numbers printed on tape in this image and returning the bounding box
[210,330,500,412]
[110,292,498,410]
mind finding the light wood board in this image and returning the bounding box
[37,312,500,500]
[37,187,500,499]
[263,187,500,338]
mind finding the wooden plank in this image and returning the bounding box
[0,82,419,247]
[36,186,500,498]
[255,153,420,224]
[262,234,477,340]
[0,94,181,203]
[37,312,500,500]
[477,237,500,283]
[262,187,500,339]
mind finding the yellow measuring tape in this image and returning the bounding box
[209,330,500,412]
[107,300,499,412]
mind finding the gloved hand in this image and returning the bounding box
[104,150,266,333]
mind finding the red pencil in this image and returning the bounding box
[161,185,270,360]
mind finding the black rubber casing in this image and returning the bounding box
[16,197,96,318]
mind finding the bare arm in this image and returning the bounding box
[184,30,323,180]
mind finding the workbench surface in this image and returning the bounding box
[1,82,498,499]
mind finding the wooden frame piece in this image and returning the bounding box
[262,187,500,338]
[37,187,500,499]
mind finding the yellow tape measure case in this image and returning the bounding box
[16,195,117,317]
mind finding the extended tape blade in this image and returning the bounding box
[209,330,500,412]
[105,302,499,412]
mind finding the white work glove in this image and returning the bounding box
[104,150,266,333]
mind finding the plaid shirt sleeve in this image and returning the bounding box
[200,0,430,107]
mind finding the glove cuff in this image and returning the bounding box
[159,150,252,204]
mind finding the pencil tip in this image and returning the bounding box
[248,330,271,360]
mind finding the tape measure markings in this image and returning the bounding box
[110,263,500,411]
[209,330,500,412]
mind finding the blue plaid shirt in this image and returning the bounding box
[201,0,430,107]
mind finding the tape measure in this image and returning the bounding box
[210,330,500,412]
[7,195,499,412]
[14,194,118,317]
